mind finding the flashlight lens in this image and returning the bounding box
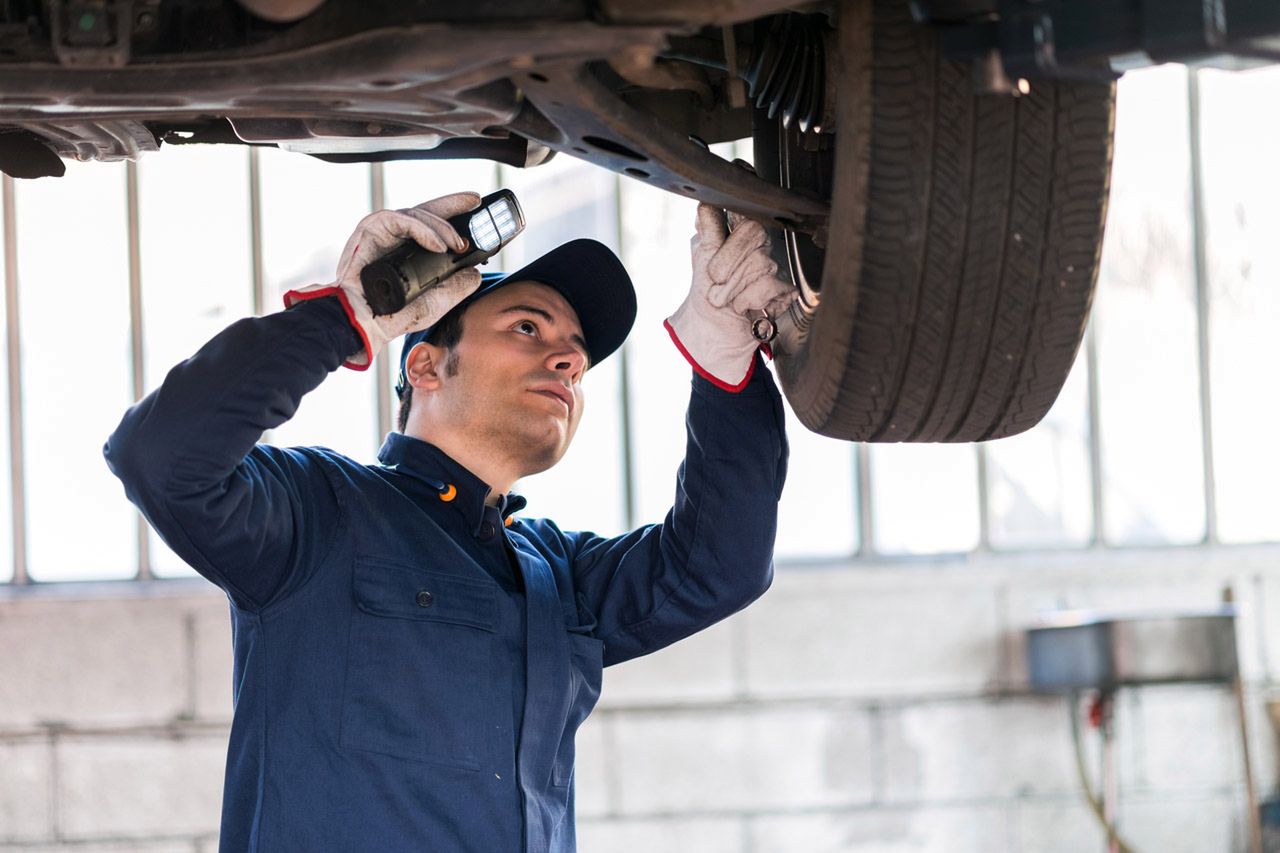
[489,199,519,240]
[469,210,501,253]
[468,198,524,254]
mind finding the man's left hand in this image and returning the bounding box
[664,203,796,392]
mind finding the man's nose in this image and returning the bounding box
[546,345,587,380]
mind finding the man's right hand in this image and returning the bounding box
[283,192,484,371]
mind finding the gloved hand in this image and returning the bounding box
[283,192,483,370]
[664,203,796,391]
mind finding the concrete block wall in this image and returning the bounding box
[2,548,1277,852]
[580,547,1280,853]
[0,588,230,852]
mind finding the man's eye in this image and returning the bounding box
[515,320,538,336]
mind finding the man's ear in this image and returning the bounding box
[404,342,447,392]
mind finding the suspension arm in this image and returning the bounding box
[510,60,828,233]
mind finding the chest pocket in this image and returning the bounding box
[341,558,497,771]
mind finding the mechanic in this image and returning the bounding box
[104,191,791,852]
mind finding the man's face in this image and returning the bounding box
[429,280,589,476]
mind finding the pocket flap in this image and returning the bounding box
[353,559,496,632]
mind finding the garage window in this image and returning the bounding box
[1094,64,1207,547]
[0,65,1276,585]
[137,146,254,578]
[1197,66,1280,545]
[16,161,135,581]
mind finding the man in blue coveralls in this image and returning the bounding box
[105,191,793,852]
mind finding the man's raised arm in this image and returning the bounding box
[530,203,794,664]
[103,192,482,611]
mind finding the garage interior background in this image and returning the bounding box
[1,61,1279,851]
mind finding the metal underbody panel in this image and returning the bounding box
[3,0,1275,224]
[0,2,825,226]
[0,21,672,156]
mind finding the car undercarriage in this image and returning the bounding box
[1,0,1278,441]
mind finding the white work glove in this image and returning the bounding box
[664,203,796,391]
[283,192,484,370]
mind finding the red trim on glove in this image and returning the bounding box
[282,286,373,372]
[663,318,755,393]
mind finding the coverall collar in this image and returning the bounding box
[377,432,527,536]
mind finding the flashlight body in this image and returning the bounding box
[360,189,524,316]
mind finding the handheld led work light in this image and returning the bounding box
[361,189,526,316]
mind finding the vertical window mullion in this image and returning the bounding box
[248,147,269,446]
[370,162,391,444]
[249,147,265,317]
[126,161,149,580]
[975,442,991,553]
[613,172,636,531]
[1188,68,1218,546]
[1085,322,1105,548]
[856,442,873,557]
[3,176,26,585]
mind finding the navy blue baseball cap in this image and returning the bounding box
[396,238,636,397]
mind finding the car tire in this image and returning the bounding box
[762,0,1116,442]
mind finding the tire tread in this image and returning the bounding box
[774,0,1115,443]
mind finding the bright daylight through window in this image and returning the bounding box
[0,63,1277,583]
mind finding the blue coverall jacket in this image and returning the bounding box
[104,296,788,852]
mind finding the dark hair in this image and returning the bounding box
[397,304,467,432]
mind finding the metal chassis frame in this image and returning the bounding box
[510,61,828,233]
[0,6,828,226]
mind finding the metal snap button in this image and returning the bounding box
[415,589,434,607]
